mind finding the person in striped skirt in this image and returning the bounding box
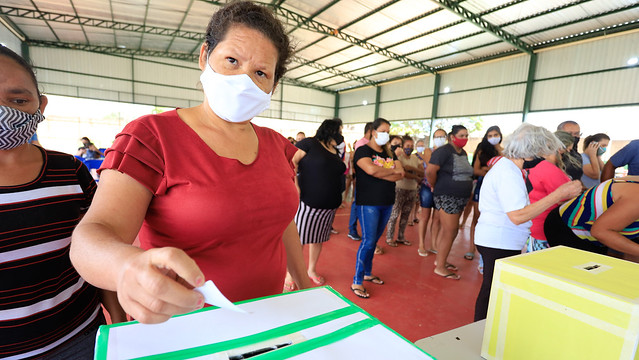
[0,46,126,359]
[284,119,346,291]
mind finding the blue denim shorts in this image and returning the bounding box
[419,184,434,208]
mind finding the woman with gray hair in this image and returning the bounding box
[473,123,582,321]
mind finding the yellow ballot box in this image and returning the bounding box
[481,246,639,360]
[95,286,435,360]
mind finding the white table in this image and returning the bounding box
[414,320,485,360]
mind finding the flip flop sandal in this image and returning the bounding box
[396,239,412,246]
[464,252,475,260]
[428,248,438,254]
[385,240,398,247]
[364,276,384,285]
[309,275,325,285]
[418,249,429,257]
[445,263,459,271]
[351,286,369,299]
[283,280,296,292]
[374,247,384,255]
[435,272,461,280]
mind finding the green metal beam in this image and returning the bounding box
[292,0,401,54]
[137,0,151,50]
[264,2,436,75]
[108,0,118,48]
[292,56,376,86]
[27,0,60,42]
[523,3,639,48]
[165,0,195,52]
[0,5,204,41]
[291,0,521,84]
[432,0,531,54]
[26,40,335,94]
[289,5,442,76]
[68,0,89,44]
[334,92,340,118]
[286,0,340,35]
[332,0,627,92]
[0,4,373,87]
[522,53,537,122]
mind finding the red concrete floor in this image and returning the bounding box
[302,203,482,343]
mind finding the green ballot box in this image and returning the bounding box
[482,246,639,360]
[95,286,435,359]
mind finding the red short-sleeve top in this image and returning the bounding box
[100,110,299,302]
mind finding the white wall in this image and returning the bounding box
[27,46,335,122]
[531,31,639,110]
[337,86,376,123]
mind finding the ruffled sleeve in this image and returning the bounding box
[99,118,165,195]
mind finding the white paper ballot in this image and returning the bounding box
[194,280,248,314]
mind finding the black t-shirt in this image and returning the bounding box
[429,144,473,198]
[353,144,397,206]
[296,138,346,209]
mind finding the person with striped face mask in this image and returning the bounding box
[0,45,126,359]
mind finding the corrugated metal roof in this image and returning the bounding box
[1,0,637,93]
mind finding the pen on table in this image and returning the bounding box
[228,341,292,359]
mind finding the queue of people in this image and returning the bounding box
[2,1,639,358]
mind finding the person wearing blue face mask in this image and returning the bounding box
[386,135,423,247]
[581,133,610,189]
[70,1,312,324]
[350,118,404,299]
[0,46,126,359]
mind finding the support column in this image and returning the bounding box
[20,42,30,62]
[279,83,284,119]
[334,92,340,118]
[429,74,441,145]
[373,86,381,120]
[522,53,537,122]
[131,55,135,104]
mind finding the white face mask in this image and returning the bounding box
[416,146,425,153]
[375,131,389,146]
[488,137,501,146]
[432,137,447,148]
[200,59,272,123]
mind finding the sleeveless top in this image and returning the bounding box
[559,179,639,244]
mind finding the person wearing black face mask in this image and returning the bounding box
[283,118,346,291]
[386,135,423,247]
[557,120,584,180]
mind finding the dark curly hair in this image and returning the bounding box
[205,1,293,84]
[0,45,41,99]
[314,118,342,144]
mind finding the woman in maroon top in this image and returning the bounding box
[71,1,311,324]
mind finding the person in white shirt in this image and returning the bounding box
[473,123,581,321]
